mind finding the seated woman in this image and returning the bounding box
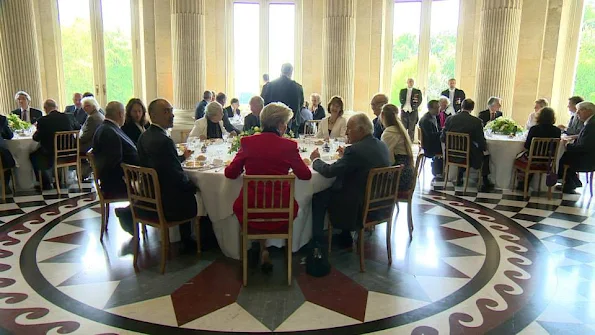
[515,106,561,188]
[121,98,149,144]
[525,98,549,130]
[316,96,347,139]
[189,101,227,140]
[437,96,454,130]
[311,93,326,120]
[380,104,414,191]
[225,102,312,272]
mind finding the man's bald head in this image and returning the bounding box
[105,101,125,126]
[43,99,58,114]
[148,98,174,129]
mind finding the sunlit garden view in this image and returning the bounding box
[574,0,595,101]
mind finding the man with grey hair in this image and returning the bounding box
[478,96,503,126]
[188,101,228,139]
[370,93,389,139]
[437,96,454,129]
[261,63,304,137]
[244,96,264,131]
[64,92,86,129]
[441,78,465,113]
[557,101,595,193]
[11,91,43,124]
[310,113,390,248]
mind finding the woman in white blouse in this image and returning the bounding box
[188,101,228,140]
[380,103,414,191]
[316,96,347,139]
[525,98,549,130]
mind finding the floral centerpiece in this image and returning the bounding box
[228,127,295,154]
[484,117,523,135]
[7,114,32,132]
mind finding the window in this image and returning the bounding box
[428,0,459,100]
[390,1,421,105]
[574,0,595,101]
[268,3,295,78]
[233,3,260,105]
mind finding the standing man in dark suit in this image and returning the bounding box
[195,91,212,120]
[261,73,270,96]
[215,93,240,134]
[0,113,15,192]
[370,93,388,139]
[64,93,87,129]
[419,100,443,177]
[478,96,504,126]
[399,78,422,141]
[441,78,466,113]
[30,99,73,190]
[262,63,304,137]
[557,101,595,194]
[11,91,43,124]
[310,114,390,247]
[137,99,198,250]
[441,99,494,191]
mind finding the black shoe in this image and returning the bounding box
[247,243,260,268]
[261,262,273,274]
[515,183,524,191]
[115,207,134,236]
[179,239,198,254]
[562,187,578,194]
[575,179,583,188]
[455,179,464,187]
[480,180,495,192]
[337,231,353,249]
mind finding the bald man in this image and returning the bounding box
[137,99,198,250]
[370,93,389,139]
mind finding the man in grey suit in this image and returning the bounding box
[64,92,86,129]
[79,99,105,154]
[310,114,390,247]
[559,96,585,136]
[441,99,494,191]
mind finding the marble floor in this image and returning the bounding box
[0,167,594,334]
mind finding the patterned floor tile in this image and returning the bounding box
[182,303,270,332]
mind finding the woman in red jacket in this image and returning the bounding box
[225,102,312,271]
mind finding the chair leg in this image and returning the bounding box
[99,202,107,241]
[538,173,542,195]
[562,165,569,191]
[54,167,61,195]
[464,167,470,193]
[590,172,594,197]
[76,161,83,191]
[10,169,16,195]
[359,228,365,272]
[142,224,147,238]
[287,235,292,286]
[105,204,110,231]
[512,168,517,190]
[407,200,413,237]
[386,218,392,265]
[0,171,5,203]
[523,172,530,200]
[195,217,201,255]
[444,164,450,188]
[242,235,248,286]
[133,222,139,271]
[160,228,167,274]
[327,223,332,255]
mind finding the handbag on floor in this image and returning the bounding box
[306,246,330,277]
[546,144,557,187]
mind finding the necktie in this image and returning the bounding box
[22,109,28,122]
[490,113,495,121]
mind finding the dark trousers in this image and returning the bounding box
[431,157,443,176]
[457,155,491,179]
[312,188,332,243]
[401,109,419,141]
[30,148,53,187]
[558,152,592,189]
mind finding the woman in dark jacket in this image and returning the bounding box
[121,98,149,144]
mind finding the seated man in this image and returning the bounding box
[478,96,503,127]
[195,90,212,120]
[30,99,73,190]
[419,100,443,177]
[224,98,241,118]
[557,101,595,194]
[310,114,390,247]
[370,93,388,139]
[243,96,263,131]
[441,99,494,191]
[216,92,241,133]
[559,96,585,136]
[137,99,197,250]
[64,92,86,129]
[0,112,15,191]
[79,97,105,154]
[93,102,140,235]
[298,101,313,134]
[11,91,43,124]
[188,101,228,140]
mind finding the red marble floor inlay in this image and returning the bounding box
[170,259,242,326]
[297,267,368,322]
[44,231,89,245]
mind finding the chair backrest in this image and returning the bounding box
[242,175,296,235]
[527,137,561,169]
[54,130,80,163]
[86,149,103,200]
[445,131,470,167]
[121,164,164,224]
[180,129,190,143]
[304,120,321,136]
[363,165,404,222]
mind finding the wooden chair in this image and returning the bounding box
[396,153,425,238]
[179,129,190,143]
[444,132,481,193]
[41,131,82,195]
[240,175,295,286]
[512,138,560,200]
[0,158,16,202]
[562,166,595,197]
[327,166,403,272]
[304,120,321,136]
[121,164,200,274]
[87,149,132,240]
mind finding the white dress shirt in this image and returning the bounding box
[403,88,413,112]
[449,88,455,104]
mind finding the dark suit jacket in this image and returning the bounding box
[32,111,73,155]
[373,117,384,140]
[79,111,105,153]
[137,125,197,221]
[224,106,241,118]
[312,105,326,120]
[243,113,260,131]
[12,108,43,124]
[222,112,240,133]
[524,124,561,151]
[0,115,15,169]
[121,121,149,144]
[441,88,466,113]
[399,88,422,111]
[565,114,584,135]
[478,109,503,126]
[566,116,595,168]
[195,99,208,120]
[64,105,87,129]
[419,112,442,157]
[92,120,139,197]
[440,111,486,169]
[262,76,304,126]
[313,134,390,231]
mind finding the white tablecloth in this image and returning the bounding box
[184,140,336,259]
[6,136,39,190]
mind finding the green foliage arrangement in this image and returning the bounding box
[228,127,295,154]
[484,117,523,135]
[7,114,32,131]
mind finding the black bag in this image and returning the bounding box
[306,247,331,277]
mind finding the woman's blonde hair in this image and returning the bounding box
[381,104,413,158]
[260,102,294,129]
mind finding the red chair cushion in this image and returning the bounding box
[513,159,548,171]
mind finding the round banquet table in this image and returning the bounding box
[6,135,40,190]
[230,115,244,131]
[183,139,338,260]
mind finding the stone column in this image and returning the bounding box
[474,0,523,117]
[171,0,206,110]
[323,0,356,110]
[0,0,43,113]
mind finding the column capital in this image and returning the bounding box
[481,0,523,10]
[171,0,206,15]
[324,0,356,18]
